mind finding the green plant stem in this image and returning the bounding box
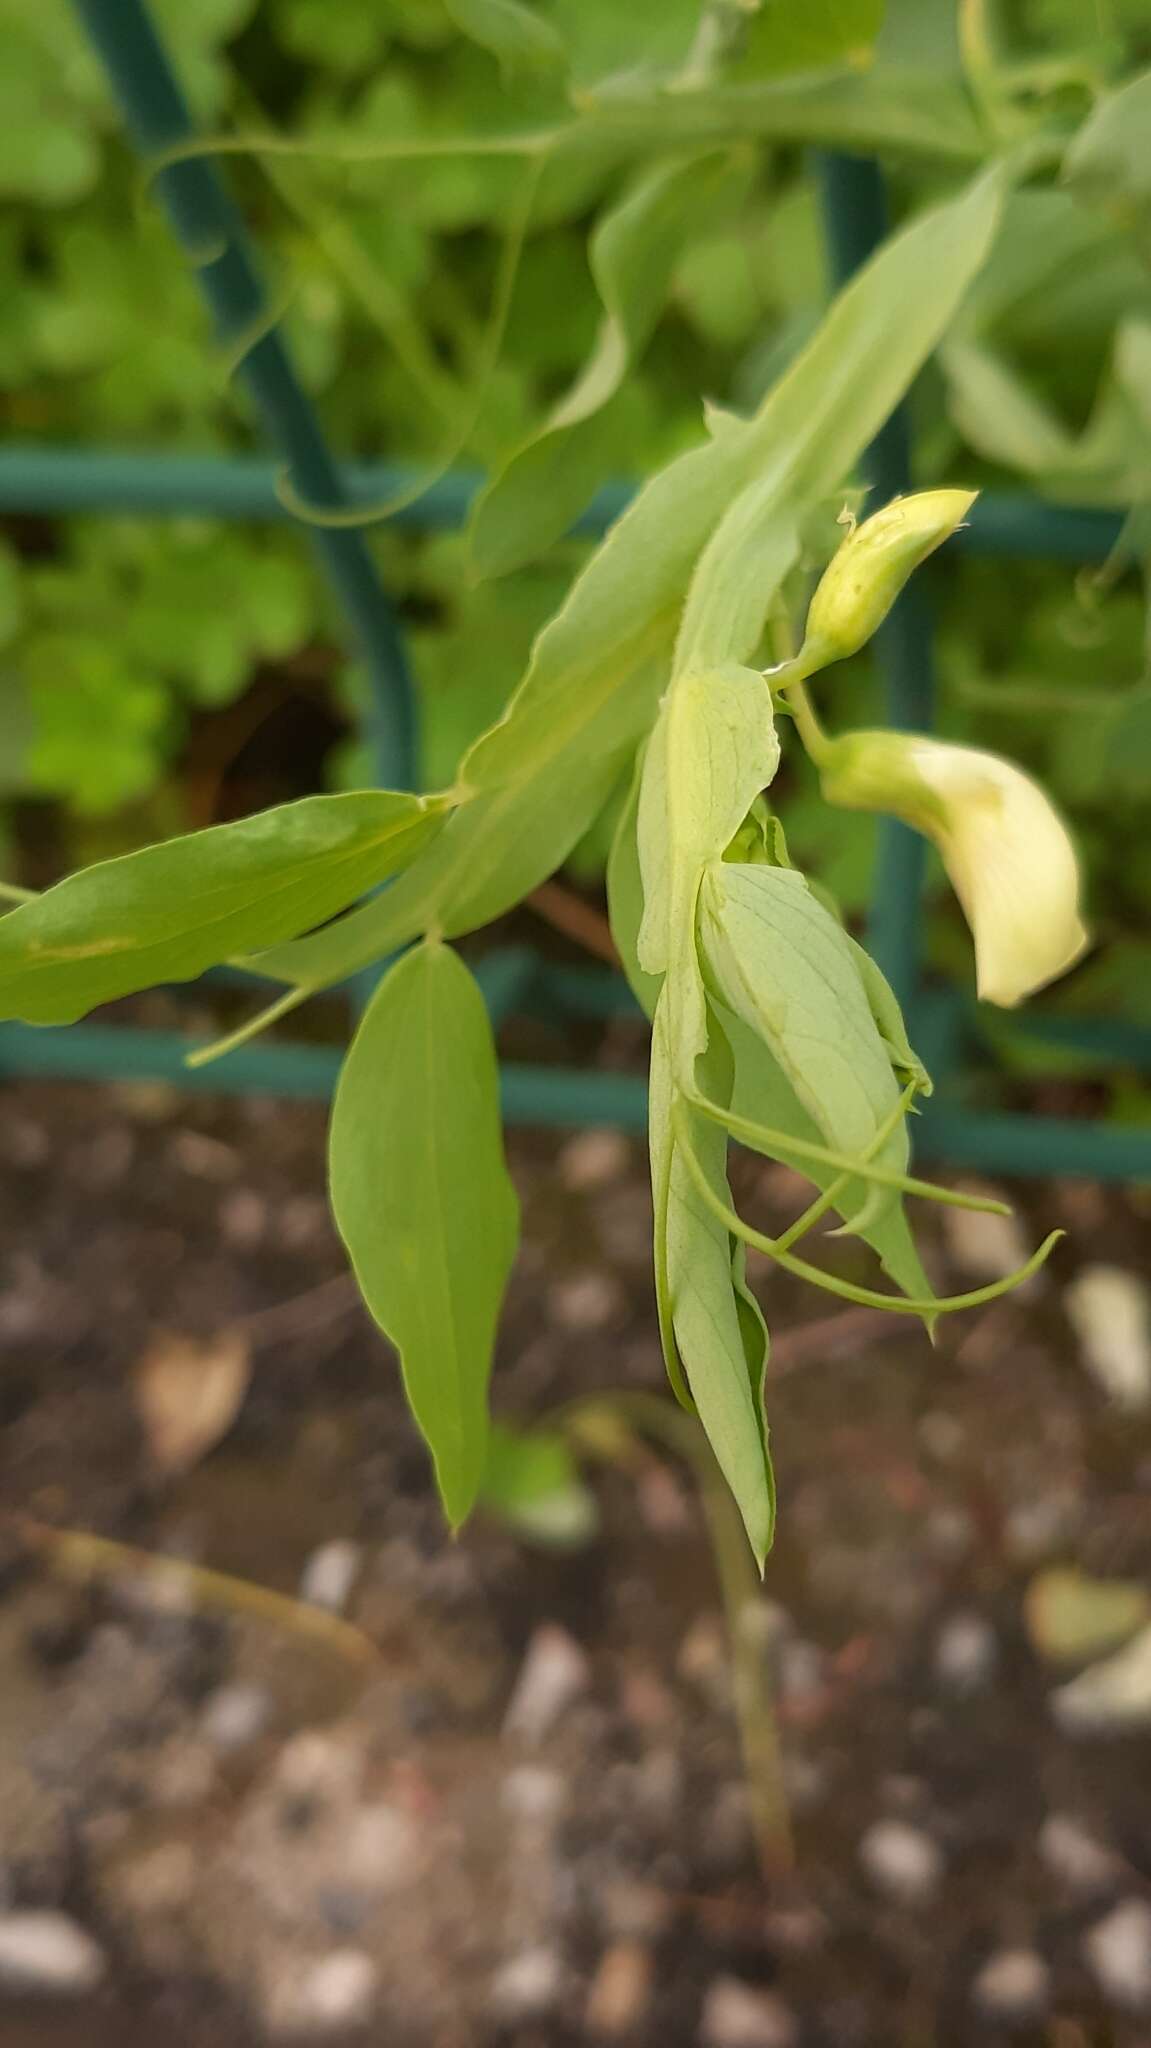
[567,1391,794,1879]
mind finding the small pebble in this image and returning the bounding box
[218,1188,267,1249]
[548,1270,625,1332]
[112,1841,197,1915]
[1065,1266,1151,1412]
[777,1637,828,1710]
[599,1879,674,1941]
[700,1976,798,2048]
[0,1912,106,1994]
[298,1540,362,1615]
[1038,1814,1118,1895]
[972,1948,1051,2022]
[859,1820,944,1905]
[586,1940,653,2037]
[1083,1899,1151,2011]
[934,1612,997,1694]
[202,1682,271,1751]
[489,1945,564,2019]
[503,1624,591,1745]
[502,1765,566,1824]
[270,1950,378,2034]
[341,1803,416,1893]
[558,1128,630,1192]
[942,1192,1033,1285]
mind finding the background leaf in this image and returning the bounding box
[737,0,886,77]
[0,790,444,1024]
[471,146,751,576]
[329,939,519,1526]
[444,0,568,77]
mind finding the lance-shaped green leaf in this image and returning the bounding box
[698,862,906,1227]
[719,1004,937,1314]
[649,990,775,1565]
[329,940,519,1528]
[637,663,779,1078]
[606,745,662,1018]
[1064,67,1151,247]
[250,167,1006,999]
[0,791,447,1027]
[445,0,568,76]
[847,936,932,1096]
[736,0,885,77]
[471,148,751,578]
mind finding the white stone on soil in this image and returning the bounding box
[558,1128,630,1192]
[1038,1813,1118,1895]
[297,1540,361,1614]
[503,1624,590,1745]
[700,1976,798,2048]
[859,1819,944,1904]
[934,1611,998,1694]
[489,1944,564,2018]
[201,1681,271,1751]
[269,1950,379,2034]
[0,1912,105,1994]
[972,1948,1050,2021]
[1065,1265,1151,1412]
[1083,1899,1151,2011]
[941,1192,1032,1284]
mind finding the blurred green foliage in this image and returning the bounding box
[4,0,1151,1068]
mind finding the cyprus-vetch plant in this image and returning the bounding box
[0,166,1086,1561]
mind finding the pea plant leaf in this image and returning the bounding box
[637,663,779,1077]
[0,791,447,1026]
[250,164,1006,1002]
[720,1003,937,1312]
[697,860,907,1227]
[737,0,886,77]
[470,147,751,577]
[649,993,775,1566]
[328,939,519,1527]
[1064,66,1151,254]
[444,0,568,77]
[606,744,662,1017]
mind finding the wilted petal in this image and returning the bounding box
[820,730,1088,1008]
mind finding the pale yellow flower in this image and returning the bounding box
[820,730,1089,1007]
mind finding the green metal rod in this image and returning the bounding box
[0,1022,650,1131]
[70,0,415,790]
[0,445,1127,561]
[918,1104,1151,1182]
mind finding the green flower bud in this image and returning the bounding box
[797,489,977,677]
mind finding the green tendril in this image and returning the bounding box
[772,1080,918,1254]
[184,983,310,1069]
[273,153,546,532]
[672,1106,1062,1316]
[685,1090,1011,1217]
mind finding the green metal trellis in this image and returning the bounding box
[2,0,1150,1181]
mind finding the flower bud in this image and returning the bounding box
[819,728,1088,1008]
[797,489,977,675]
